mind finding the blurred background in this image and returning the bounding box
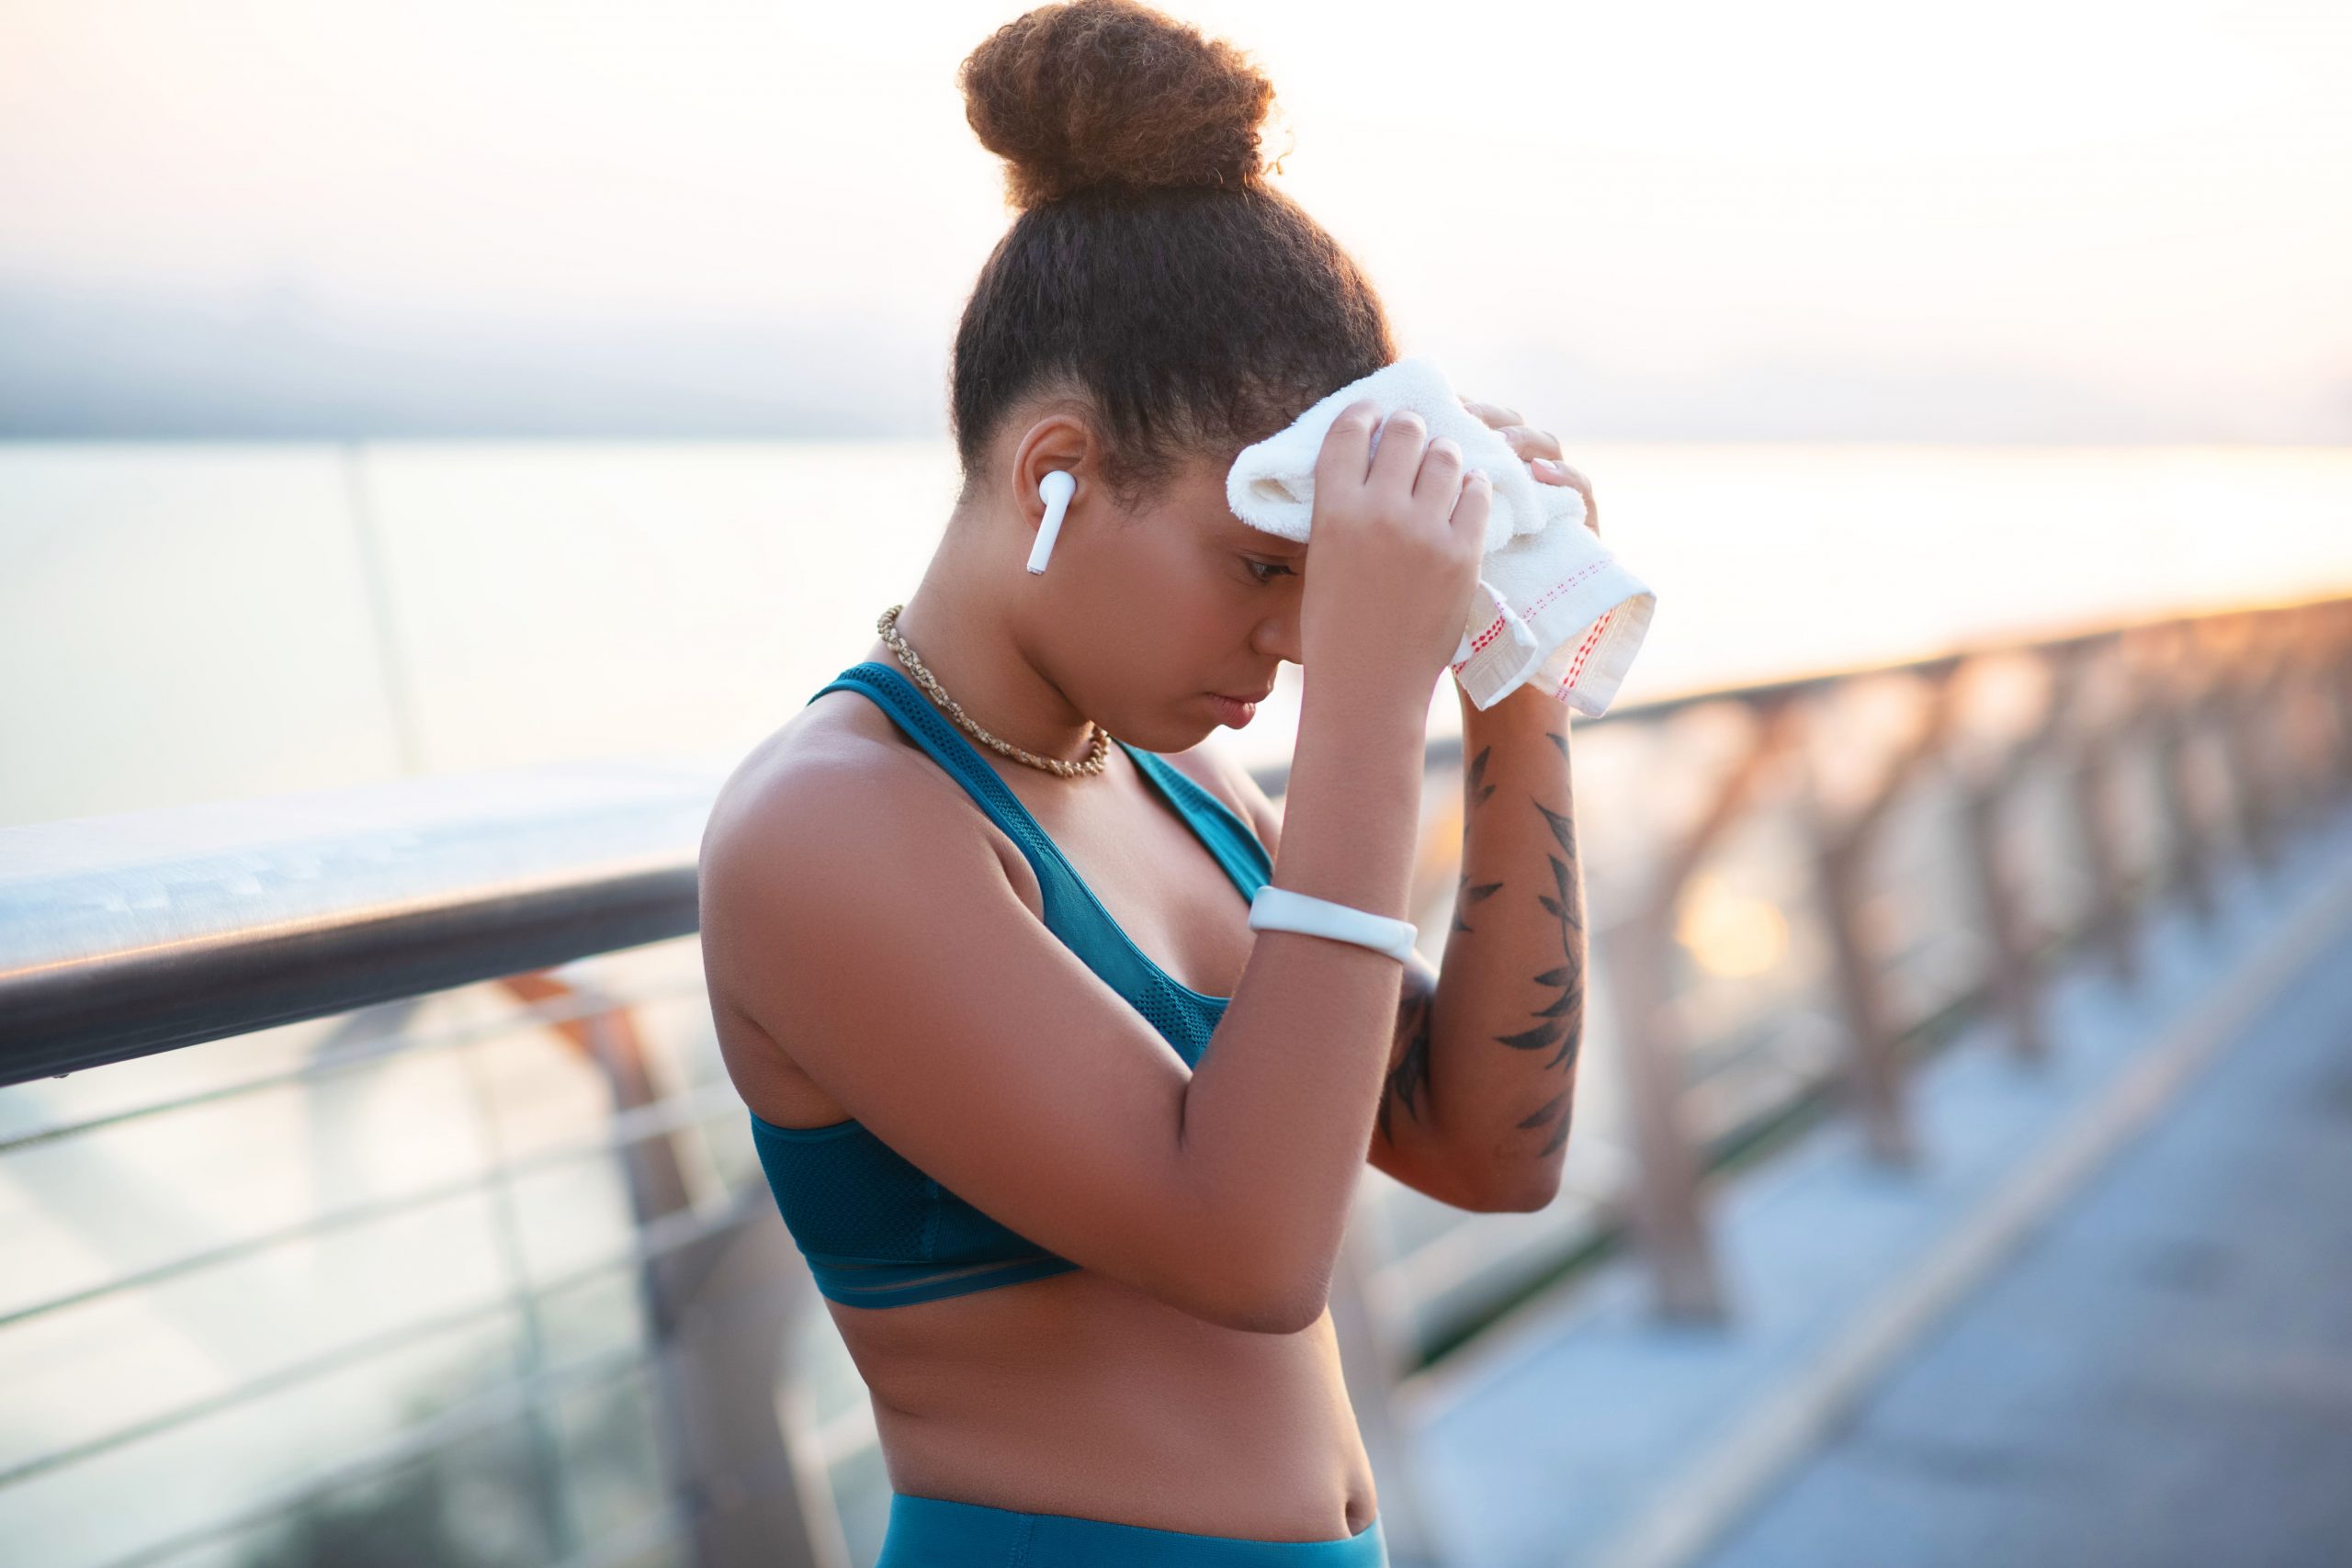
[4,3,2351,1566]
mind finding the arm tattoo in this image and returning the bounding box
[1453,746,1504,933]
[1453,869,1504,934]
[1496,761,1586,1157]
[1377,976,1435,1145]
[1382,740,1501,1145]
[1387,739,1587,1158]
[1465,745,1498,807]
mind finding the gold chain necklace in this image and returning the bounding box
[876,604,1113,778]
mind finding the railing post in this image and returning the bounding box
[1961,646,2089,1065]
[2217,615,2285,872]
[1603,695,1799,1322]
[1602,908,1727,1323]
[1813,833,1911,1163]
[1804,669,1955,1168]
[2067,645,2140,987]
[2305,607,2346,815]
[2327,606,2352,795]
[1962,773,2045,1064]
[2146,626,2218,926]
[2264,612,2325,831]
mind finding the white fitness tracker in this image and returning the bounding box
[1248,884,1419,964]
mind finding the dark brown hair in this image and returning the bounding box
[951,0,1396,508]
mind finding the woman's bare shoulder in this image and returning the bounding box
[696,690,1039,1101]
[701,689,1037,926]
[707,689,942,851]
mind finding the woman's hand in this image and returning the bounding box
[1302,399,1492,699]
[1459,398,1600,539]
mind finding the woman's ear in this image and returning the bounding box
[1001,411,1091,526]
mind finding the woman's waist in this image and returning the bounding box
[835,1278,1377,1538]
[873,1399,1377,1543]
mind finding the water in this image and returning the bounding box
[4,439,2348,828]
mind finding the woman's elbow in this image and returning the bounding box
[1204,1260,1331,1334]
[1475,1140,1571,1213]
[1486,1168,1566,1213]
[1214,1286,1329,1335]
[1170,1248,1330,1335]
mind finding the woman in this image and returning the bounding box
[698,3,1596,1562]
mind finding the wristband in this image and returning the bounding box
[1248,884,1419,964]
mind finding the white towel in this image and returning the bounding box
[1226,355,1656,716]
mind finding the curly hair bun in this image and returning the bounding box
[959,0,1276,209]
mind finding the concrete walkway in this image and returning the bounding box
[1402,808,2352,1568]
[1699,875,2352,1568]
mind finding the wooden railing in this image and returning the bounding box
[1570,598,2352,1320]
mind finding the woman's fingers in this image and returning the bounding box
[1461,397,1568,469]
[1496,423,1564,462]
[1414,434,1464,504]
[1544,461,1599,536]
[1486,429,1598,521]
[1366,407,1430,496]
[1315,397,1383,490]
[1341,399,1591,530]
[1449,467,1493,538]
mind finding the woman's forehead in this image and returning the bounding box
[1231,522,1305,553]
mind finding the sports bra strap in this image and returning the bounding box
[808,661,1272,900]
[809,662,1037,841]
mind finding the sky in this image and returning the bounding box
[2,0,2349,439]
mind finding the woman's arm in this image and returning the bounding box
[1223,686,1589,1213]
[1384,681,1584,1210]
[1220,398,1597,1213]
[1208,687,1584,1215]
[1381,397,1596,1209]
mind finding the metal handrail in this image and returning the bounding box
[1,760,718,1080]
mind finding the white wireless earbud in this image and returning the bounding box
[1026,470,1076,575]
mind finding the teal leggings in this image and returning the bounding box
[874,1493,1390,1567]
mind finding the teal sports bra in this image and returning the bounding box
[747,660,1275,1308]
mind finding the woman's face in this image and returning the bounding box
[1024,444,1305,754]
